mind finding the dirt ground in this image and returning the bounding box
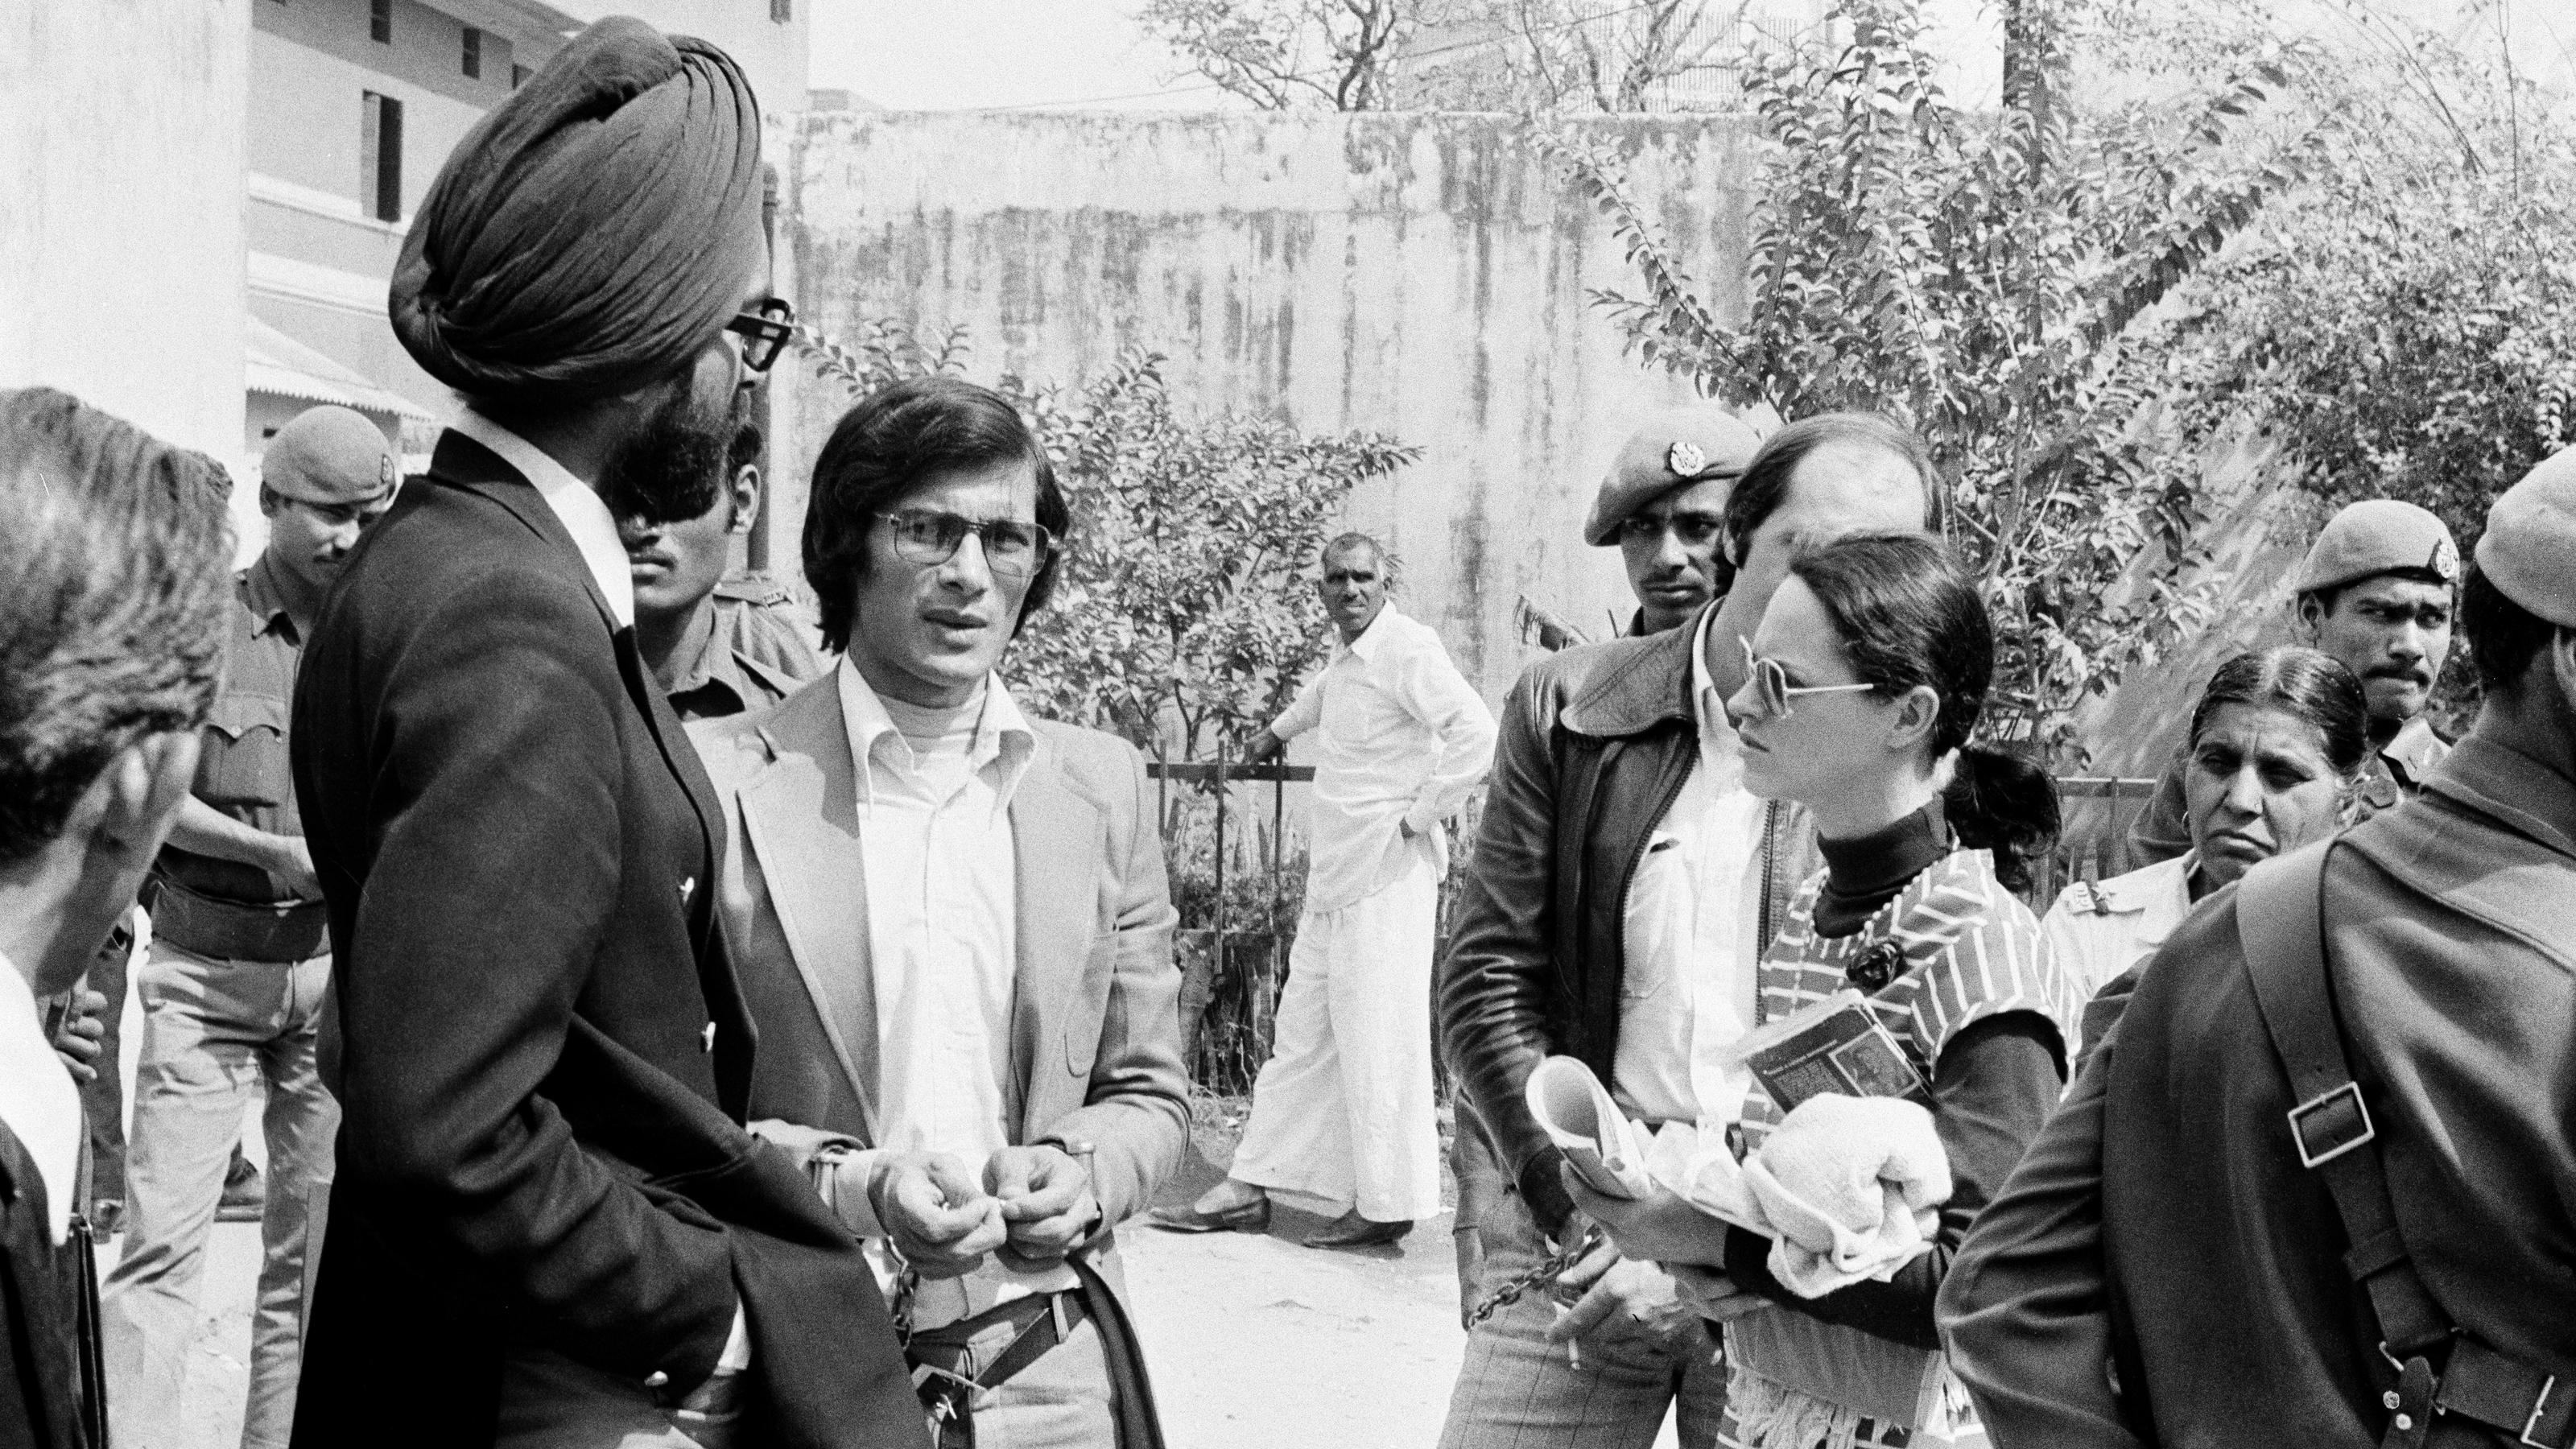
[155,1093,1678,1448]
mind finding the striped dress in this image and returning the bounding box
[1719,848,2082,1449]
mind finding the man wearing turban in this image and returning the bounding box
[289,19,915,1449]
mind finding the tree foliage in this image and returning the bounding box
[1560,0,2329,762]
[2119,0,2576,558]
[799,324,1418,758]
[1138,0,1757,113]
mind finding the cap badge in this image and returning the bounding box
[1667,440,1707,478]
[2429,535,2458,582]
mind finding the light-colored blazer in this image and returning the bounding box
[694,671,1188,1243]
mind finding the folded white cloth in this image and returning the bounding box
[1526,1057,1954,1301]
[1743,1095,1947,1296]
[1644,1095,1950,1298]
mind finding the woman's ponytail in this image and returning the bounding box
[1942,745,2060,894]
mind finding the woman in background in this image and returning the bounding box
[2041,646,2368,1062]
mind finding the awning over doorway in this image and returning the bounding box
[246,318,434,423]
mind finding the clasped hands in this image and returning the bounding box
[866,1144,1099,1278]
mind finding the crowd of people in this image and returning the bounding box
[0,14,2569,1449]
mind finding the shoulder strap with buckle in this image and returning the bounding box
[2237,845,2576,1449]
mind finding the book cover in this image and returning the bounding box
[1724,989,1931,1116]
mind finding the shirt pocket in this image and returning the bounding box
[196,692,291,808]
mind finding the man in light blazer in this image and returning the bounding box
[698,377,1186,1449]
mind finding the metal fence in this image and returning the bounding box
[1149,759,2159,1094]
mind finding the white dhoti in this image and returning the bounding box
[1228,832,1443,1223]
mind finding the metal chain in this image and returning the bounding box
[1463,1223,1607,1330]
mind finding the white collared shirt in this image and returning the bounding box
[1268,604,1498,912]
[1612,606,1769,1127]
[2041,851,2198,1001]
[448,411,634,628]
[0,952,81,1245]
[833,659,1063,1325]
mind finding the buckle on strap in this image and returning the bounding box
[2527,1377,2563,1449]
[2289,1081,2375,1168]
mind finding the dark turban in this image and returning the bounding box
[390,17,765,405]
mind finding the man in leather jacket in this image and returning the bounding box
[1435,413,1939,1447]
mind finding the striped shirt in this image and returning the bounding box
[1738,847,2080,1151]
[1724,846,2079,1447]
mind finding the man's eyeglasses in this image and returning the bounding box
[879,509,1055,577]
[1740,637,1876,720]
[725,299,797,374]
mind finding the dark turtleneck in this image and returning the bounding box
[1813,802,1951,939]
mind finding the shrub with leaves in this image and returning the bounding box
[2131,0,2576,559]
[1555,0,2329,763]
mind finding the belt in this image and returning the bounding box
[906,1289,1092,1449]
[150,874,328,963]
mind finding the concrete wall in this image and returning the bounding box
[781,110,1753,704]
[1,0,250,467]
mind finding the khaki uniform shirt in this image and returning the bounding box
[154,558,309,907]
[669,574,827,724]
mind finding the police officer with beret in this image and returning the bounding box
[100,405,396,1447]
[1579,403,1766,638]
[616,421,825,724]
[1941,456,2576,1447]
[2132,498,2460,859]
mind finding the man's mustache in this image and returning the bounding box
[2367,665,2429,683]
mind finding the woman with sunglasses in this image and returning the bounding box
[1568,532,2081,1449]
[2041,646,2368,1062]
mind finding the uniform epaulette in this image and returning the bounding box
[713,570,794,606]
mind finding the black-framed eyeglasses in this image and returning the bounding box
[1739,637,1875,720]
[724,298,797,374]
[878,509,1055,577]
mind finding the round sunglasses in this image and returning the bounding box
[1740,636,1876,720]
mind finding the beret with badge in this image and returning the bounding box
[1583,404,1765,547]
[2293,498,2459,596]
[262,405,398,506]
[2476,448,2576,628]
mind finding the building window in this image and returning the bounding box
[369,0,390,43]
[771,0,791,21]
[512,64,530,89]
[361,91,403,223]
[462,27,481,78]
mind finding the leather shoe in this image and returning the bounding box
[1303,1210,1412,1249]
[1146,1196,1270,1234]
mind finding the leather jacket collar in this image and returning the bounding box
[1559,603,1704,740]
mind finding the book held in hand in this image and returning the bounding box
[1723,989,1930,1116]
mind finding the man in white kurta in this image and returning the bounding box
[1154,534,1496,1247]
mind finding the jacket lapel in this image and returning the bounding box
[1008,733,1102,1133]
[431,431,748,1101]
[431,432,622,635]
[738,682,881,1141]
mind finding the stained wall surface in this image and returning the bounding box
[1,0,249,465]
[780,109,1759,704]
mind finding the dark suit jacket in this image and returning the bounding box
[0,1121,87,1449]
[287,432,916,1449]
[695,674,1187,1249]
